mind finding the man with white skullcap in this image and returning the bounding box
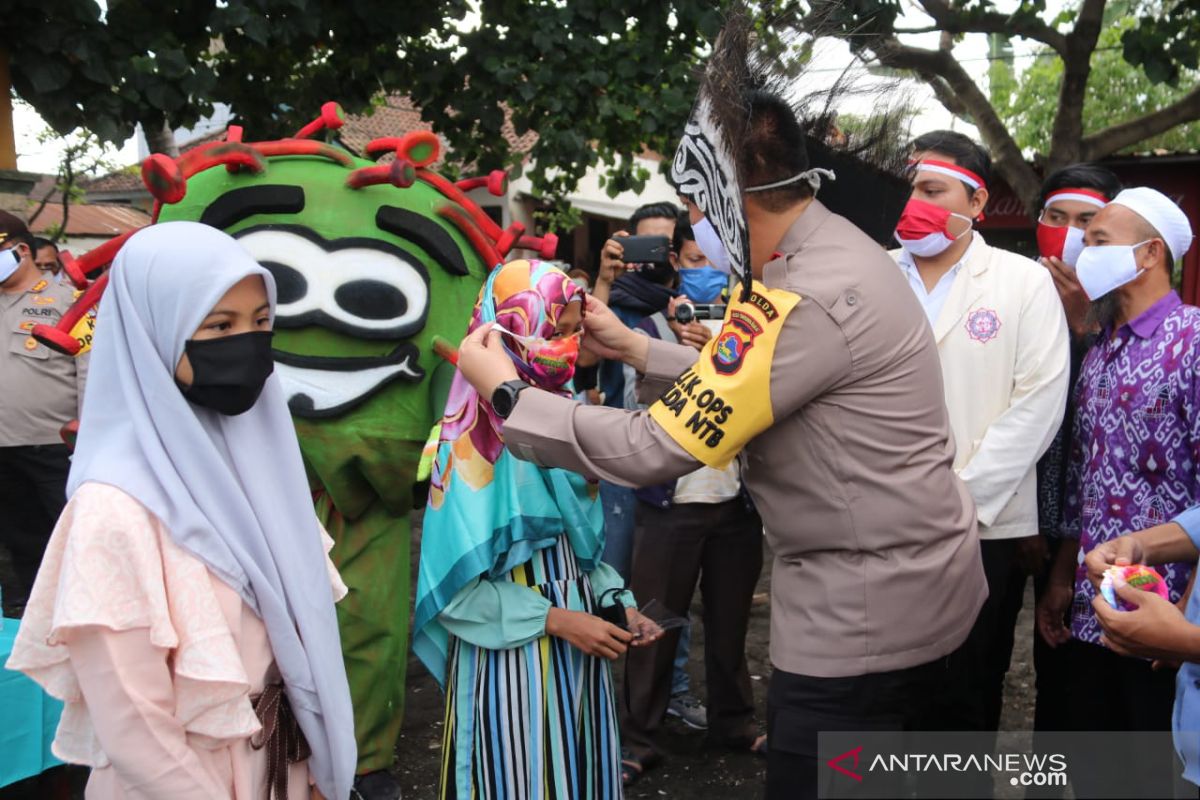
[1041,185,1200,795]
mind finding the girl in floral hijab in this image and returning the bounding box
[414,259,659,800]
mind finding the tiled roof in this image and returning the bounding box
[27,203,151,237]
[82,167,142,194]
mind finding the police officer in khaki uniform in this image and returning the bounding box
[454,67,987,800]
[0,211,88,613]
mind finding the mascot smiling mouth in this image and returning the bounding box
[272,342,424,418]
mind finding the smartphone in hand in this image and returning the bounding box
[619,235,671,265]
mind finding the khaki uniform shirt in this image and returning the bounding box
[504,201,986,678]
[0,277,89,446]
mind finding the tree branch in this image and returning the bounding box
[1046,0,1107,167]
[1081,84,1200,160]
[916,0,1068,57]
[26,183,55,227]
[872,36,1042,208]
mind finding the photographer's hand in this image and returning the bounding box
[593,232,629,305]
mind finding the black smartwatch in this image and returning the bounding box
[491,379,531,419]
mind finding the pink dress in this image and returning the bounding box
[8,481,348,800]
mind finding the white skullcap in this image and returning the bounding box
[1109,187,1194,262]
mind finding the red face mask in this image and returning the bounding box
[893,198,973,258]
[1035,222,1087,266]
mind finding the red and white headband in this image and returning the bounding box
[909,159,986,191]
[1043,187,1109,210]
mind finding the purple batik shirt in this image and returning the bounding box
[1063,291,1200,644]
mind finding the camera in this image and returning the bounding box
[673,302,726,324]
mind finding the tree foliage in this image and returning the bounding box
[3,0,726,207]
[996,17,1200,157]
[788,0,1200,208]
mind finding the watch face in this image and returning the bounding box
[493,385,513,417]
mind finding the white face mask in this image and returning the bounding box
[897,229,969,258]
[1074,240,1150,301]
[1059,225,1087,267]
[0,248,21,284]
[691,217,734,276]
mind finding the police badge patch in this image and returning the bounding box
[712,310,763,375]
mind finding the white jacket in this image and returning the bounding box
[891,233,1070,540]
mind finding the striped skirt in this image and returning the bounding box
[439,536,623,800]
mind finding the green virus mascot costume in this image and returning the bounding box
[33,103,559,789]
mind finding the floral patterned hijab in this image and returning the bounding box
[412,260,602,685]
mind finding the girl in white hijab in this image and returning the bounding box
[9,222,356,800]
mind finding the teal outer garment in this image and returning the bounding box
[0,617,63,787]
[412,450,605,686]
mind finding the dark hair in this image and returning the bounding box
[910,130,992,197]
[739,90,814,210]
[672,209,695,254]
[629,202,680,234]
[32,236,58,253]
[1037,163,1122,212]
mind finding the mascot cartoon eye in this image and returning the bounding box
[236,225,430,340]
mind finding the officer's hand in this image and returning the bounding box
[457,323,519,400]
[582,294,648,370]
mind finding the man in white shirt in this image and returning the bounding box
[891,130,1071,733]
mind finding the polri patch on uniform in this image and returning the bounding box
[712,310,763,375]
[965,308,1002,343]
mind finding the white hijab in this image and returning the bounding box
[68,221,355,800]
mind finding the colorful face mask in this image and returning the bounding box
[479,261,585,392]
[1074,240,1150,300]
[894,197,974,258]
[1036,222,1087,266]
[493,321,582,389]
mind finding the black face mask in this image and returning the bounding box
[178,331,275,416]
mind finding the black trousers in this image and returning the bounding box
[1032,537,1072,733]
[923,538,1027,734]
[764,652,955,800]
[0,444,71,607]
[620,498,763,763]
[1062,639,1178,799]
